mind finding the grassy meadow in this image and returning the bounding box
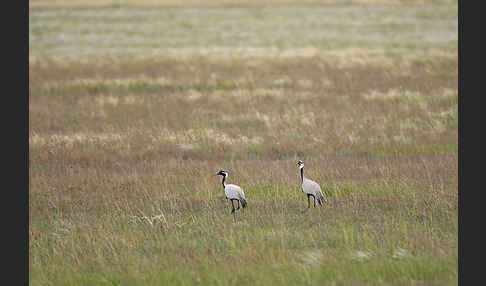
[29,0,458,285]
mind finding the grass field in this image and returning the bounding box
[29,0,458,285]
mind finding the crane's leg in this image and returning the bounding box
[230,199,237,223]
[236,200,240,210]
[307,194,311,208]
[313,195,316,207]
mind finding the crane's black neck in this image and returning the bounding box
[300,167,304,182]
[221,175,227,188]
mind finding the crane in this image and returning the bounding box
[297,160,327,209]
[215,170,247,217]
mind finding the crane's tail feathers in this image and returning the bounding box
[240,198,247,208]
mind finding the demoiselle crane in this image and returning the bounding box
[215,170,247,216]
[297,160,327,208]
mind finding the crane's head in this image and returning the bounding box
[216,170,229,177]
[297,160,304,169]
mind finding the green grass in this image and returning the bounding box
[30,180,457,285]
[30,187,457,285]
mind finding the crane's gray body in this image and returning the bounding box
[224,183,247,204]
[302,177,325,203]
